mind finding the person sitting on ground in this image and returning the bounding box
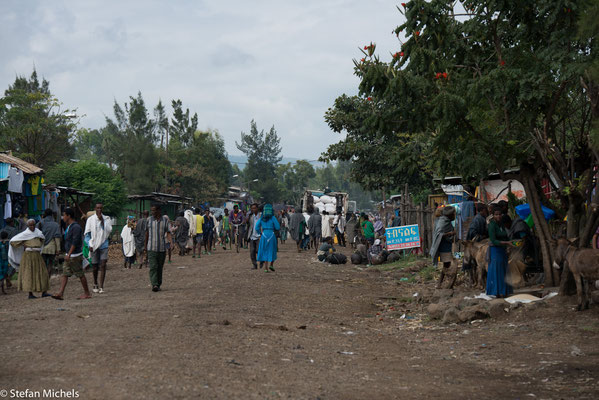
[367,239,387,266]
[317,236,347,264]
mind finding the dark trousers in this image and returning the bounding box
[148,251,166,287]
[336,230,346,247]
[250,239,260,267]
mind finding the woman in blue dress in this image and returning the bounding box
[256,204,280,272]
[486,205,514,297]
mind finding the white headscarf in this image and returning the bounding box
[8,227,45,270]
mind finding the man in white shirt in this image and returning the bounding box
[84,203,112,294]
[333,212,347,247]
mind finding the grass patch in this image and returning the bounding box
[371,254,425,272]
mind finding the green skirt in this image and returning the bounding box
[17,251,50,293]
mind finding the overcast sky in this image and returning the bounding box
[1,0,406,160]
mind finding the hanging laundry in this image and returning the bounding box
[4,193,12,219]
[26,175,44,195]
[7,167,24,193]
[48,191,60,216]
[0,163,9,179]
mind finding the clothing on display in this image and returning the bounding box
[0,163,9,179]
[7,168,24,193]
[4,194,11,219]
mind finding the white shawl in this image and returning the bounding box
[120,225,135,257]
[84,214,112,250]
[322,215,334,238]
[8,228,45,270]
[184,210,196,237]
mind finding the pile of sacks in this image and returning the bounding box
[313,195,337,214]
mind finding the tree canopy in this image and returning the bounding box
[323,0,599,285]
[0,69,76,168]
[45,159,127,216]
[236,120,283,202]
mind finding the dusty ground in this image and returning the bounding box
[1,241,599,399]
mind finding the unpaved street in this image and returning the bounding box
[2,242,599,399]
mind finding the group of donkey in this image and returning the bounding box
[460,238,599,311]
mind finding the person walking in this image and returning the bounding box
[256,204,280,272]
[333,211,346,247]
[288,208,304,253]
[248,203,262,269]
[8,219,51,299]
[121,217,136,269]
[37,209,61,277]
[202,208,214,255]
[280,211,289,244]
[229,205,245,248]
[133,210,149,268]
[52,208,92,300]
[193,208,204,258]
[308,207,322,253]
[84,203,112,294]
[174,211,189,256]
[145,204,173,292]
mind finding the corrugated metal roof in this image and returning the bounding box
[0,152,43,175]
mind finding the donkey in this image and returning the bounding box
[553,238,599,311]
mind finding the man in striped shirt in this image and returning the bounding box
[145,204,173,292]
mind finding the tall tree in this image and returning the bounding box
[236,120,283,202]
[0,69,76,168]
[277,160,316,204]
[167,129,232,203]
[103,92,159,194]
[326,0,599,286]
[169,99,198,147]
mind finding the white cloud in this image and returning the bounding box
[0,0,406,159]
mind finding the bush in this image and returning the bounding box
[45,160,127,216]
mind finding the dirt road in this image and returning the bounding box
[2,242,598,399]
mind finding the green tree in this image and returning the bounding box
[169,99,198,147]
[45,160,127,216]
[236,120,283,202]
[72,128,108,161]
[0,69,76,168]
[333,0,599,285]
[323,95,433,195]
[277,160,316,204]
[103,92,159,194]
[167,129,232,203]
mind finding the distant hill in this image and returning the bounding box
[228,154,324,168]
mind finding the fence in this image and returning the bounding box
[387,185,435,254]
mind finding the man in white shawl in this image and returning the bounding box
[121,217,136,268]
[9,219,51,299]
[184,209,196,251]
[84,203,112,294]
[321,211,334,241]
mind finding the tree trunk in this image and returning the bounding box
[520,164,559,287]
[580,179,599,248]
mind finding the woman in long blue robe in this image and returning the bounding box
[256,204,280,272]
[486,205,514,297]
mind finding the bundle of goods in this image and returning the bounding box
[313,195,337,213]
